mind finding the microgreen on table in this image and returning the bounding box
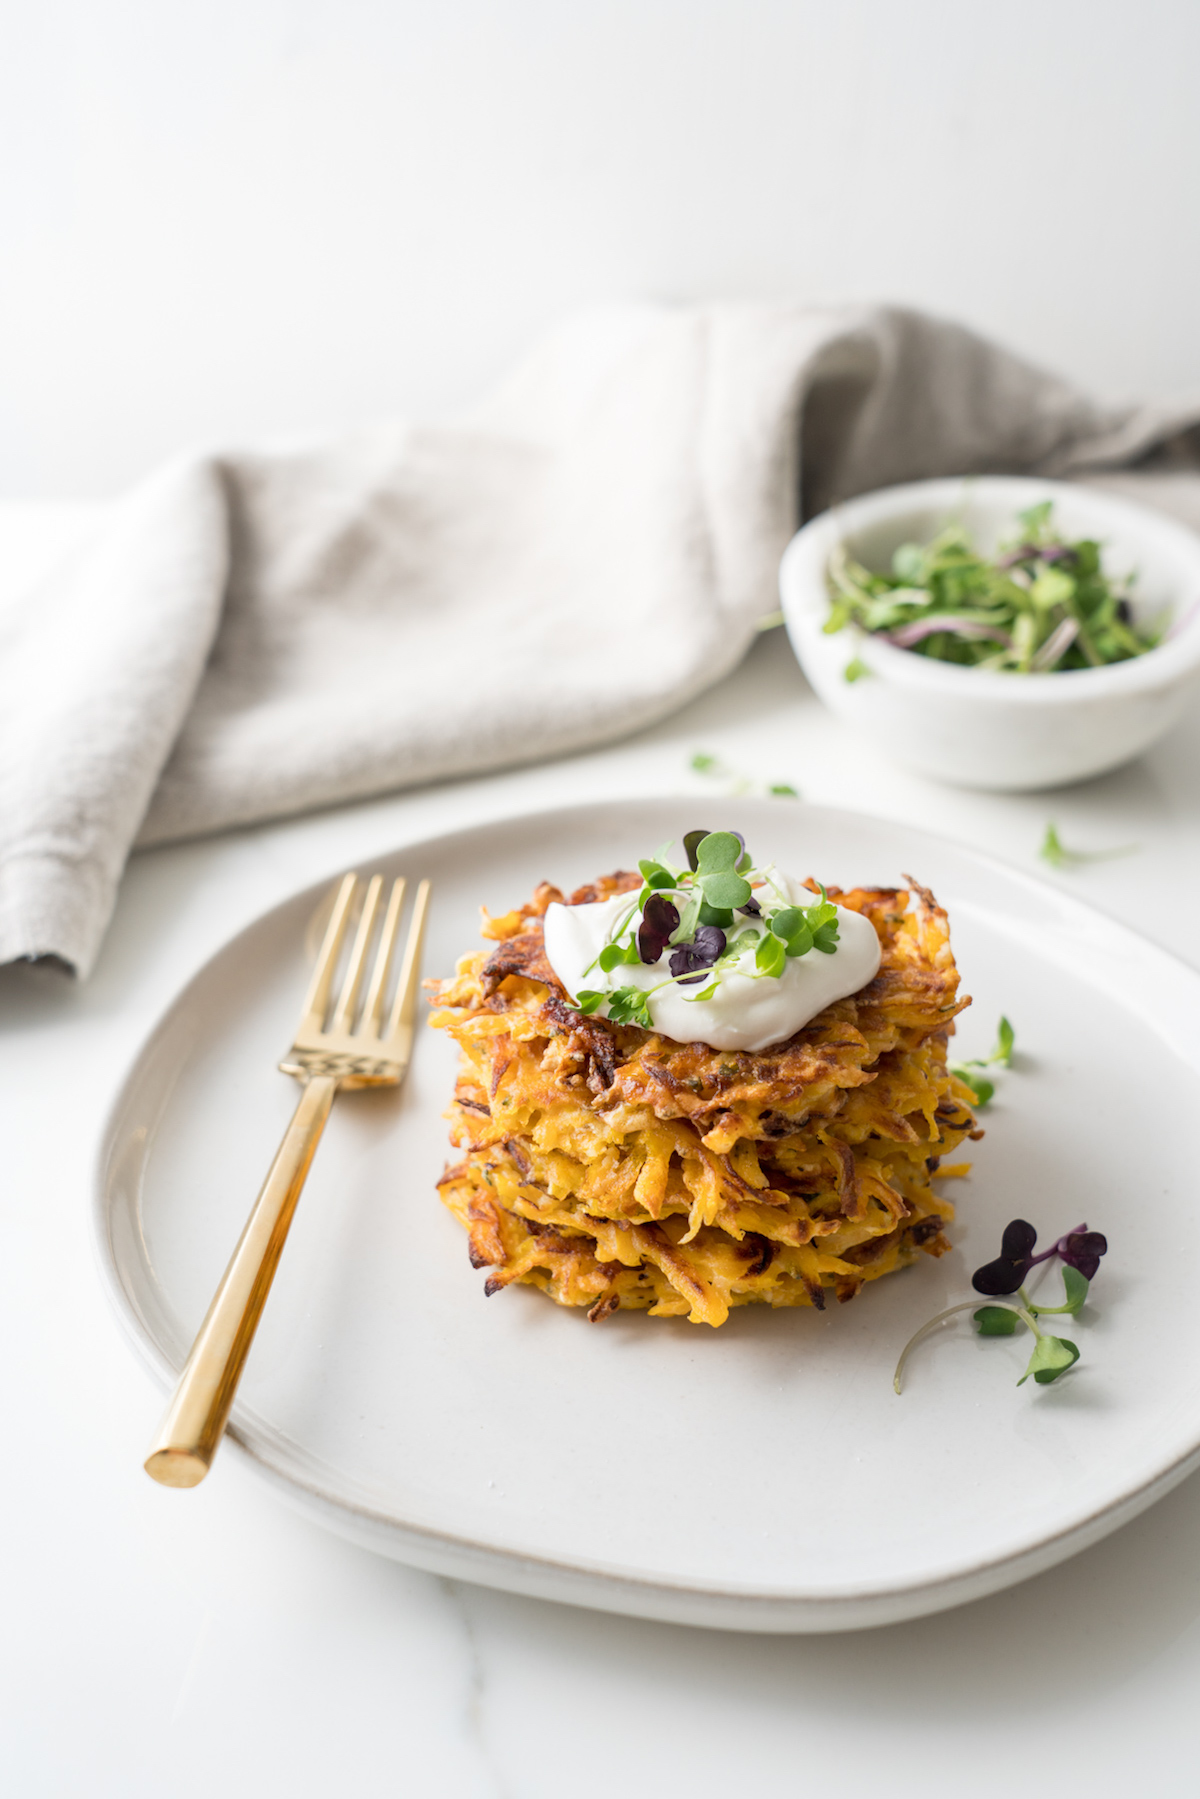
[826,501,1162,673]
[690,751,799,799]
[893,1218,1108,1395]
[571,829,841,1026]
[948,1015,1014,1107]
[1038,823,1138,871]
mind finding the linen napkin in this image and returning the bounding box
[3,302,1197,978]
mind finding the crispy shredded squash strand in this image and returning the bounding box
[429,871,978,1328]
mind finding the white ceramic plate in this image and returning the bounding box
[96,799,1200,1632]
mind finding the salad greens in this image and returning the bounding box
[572,829,840,1028]
[826,501,1161,675]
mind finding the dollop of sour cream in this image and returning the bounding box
[542,874,881,1053]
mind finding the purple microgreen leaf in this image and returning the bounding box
[637,894,680,964]
[887,616,1014,650]
[691,924,727,964]
[972,1218,1037,1295]
[739,896,763,916]
[1002,1219,1038,1261]
[1059,1229,1107,1280]
[669,925,728,985]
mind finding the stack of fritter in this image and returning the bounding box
[430,871,979,1328]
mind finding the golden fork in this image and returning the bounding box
[144,870,431,1489]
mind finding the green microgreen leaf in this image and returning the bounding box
[700,870,753,909]
[1019,500,1053,536]
[605,986,654,1029]
[950,1014,1015,1103]
[892,542,925,584]
[1032,1264,1089,1317]
[769,906,803,941]
[690,754,800,800]
[994,1015,1015,1066]
[598,940,642,973]
[755,932,787,978]
[1018,1334,1080,1386]
[670,890,703,945]
[684,980,720,1002]
[694,832,743,873]
[953,1069,995,1107]
[844,656,870,683]
[1039,823,1138,870]
[637,859,676,890]
[973,1305,1023,1336]
[957,1016,1015,1071]
[575,990,606,1015]
[697,901,734,929]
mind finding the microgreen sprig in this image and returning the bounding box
[690,751,799,799]
[570,828,842,1028]
[1038,823,1138,871]
[949,1015,1014,1107]
[893,1218,1108,1395]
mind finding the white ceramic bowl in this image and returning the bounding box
[779,475,1200,791]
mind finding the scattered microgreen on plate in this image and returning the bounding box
[894,1219,1109,1394]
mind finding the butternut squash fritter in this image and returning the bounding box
[429,871,978,1328]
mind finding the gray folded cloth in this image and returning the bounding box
[3,302,1198,977]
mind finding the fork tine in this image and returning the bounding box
[330,873,383,1034]
[385,878,432,1042]
[360,877,406,1038]
[299,873,358,1032]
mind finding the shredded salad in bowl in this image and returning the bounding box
[825,500,1164,676]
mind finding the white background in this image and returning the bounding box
[3,0,1199,497]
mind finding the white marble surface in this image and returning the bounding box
[7,606,1200,1792]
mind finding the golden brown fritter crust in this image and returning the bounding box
[429,870,977,1327]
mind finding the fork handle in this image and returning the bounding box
[144,1074,338,1488]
